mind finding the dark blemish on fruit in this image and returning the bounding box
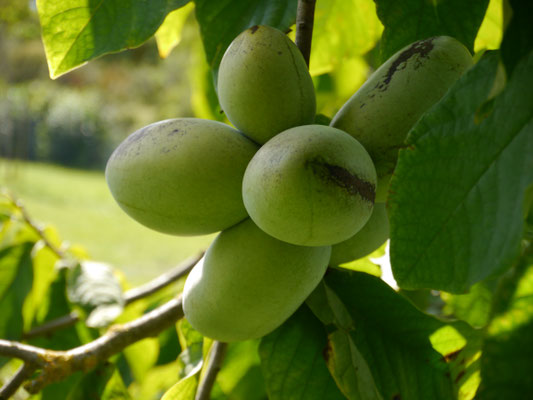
[284,28,292,35]
[167,129,180,136]
[278,51,283,55]
[307,158,376,203]
[377,37,436,92]
[250,25,259,34]
[360,103,366,109]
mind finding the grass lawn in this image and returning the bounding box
[1,159,214,284]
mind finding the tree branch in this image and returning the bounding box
[0,363,37,400]
[10,194,66,259]
[23,253,202,339]
[295,0,317,67]
[124,252,203,304]
[195,341,228,400]
[0,296,184,394]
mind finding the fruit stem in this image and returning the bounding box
[295,0,316,68]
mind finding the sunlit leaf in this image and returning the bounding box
[123,337,159,383]
[442,282,494,328]
[37,0,190,78]
[310,0,382,76]
[22,241,59,331]
[389,51,533,292]
[155,2,194,58]
[213,340,266,400]
[474,0,503,52]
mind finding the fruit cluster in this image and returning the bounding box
[106,25,472,342]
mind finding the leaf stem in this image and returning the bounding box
[295,0,317,67]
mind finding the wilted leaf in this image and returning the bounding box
[67,261,124,328]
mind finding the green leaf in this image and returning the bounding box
[65,363,131,400]
[259,305,345,400]
[155,2,194,58]
[309,0,382,76]
[0,242,33,340]
[156,325,182,366]
[441,282,494,328]
[476,251,533,399]
[161,374,197,400]
[194,0,297,75]
[29,268,98,358]
[67,260,124,328]
[474,0,504,52]
[389,51,533,292]
[374,0,489,62]
[22,241,59,332]
[500,0,533,76]
[307,269,477,400]
[213,340,266,400]
[36,0,190,78]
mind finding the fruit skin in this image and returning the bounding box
[217,25,316,144]
[242,125,377,246]
[331,36,473,202]
[182,218,331,342]
[330,202,389,265]
[105,118,258,235]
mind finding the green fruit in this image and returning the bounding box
[182,218,331,342]
[217,25,316,144]
[242,125,377,246]
[331,36,473,202]
[105,118,258,235]
[330,202,389,265]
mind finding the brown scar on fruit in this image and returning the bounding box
[377,37,436,91]
[250,25,259,34]
[455,370,466,383]
[307,158,376,203]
